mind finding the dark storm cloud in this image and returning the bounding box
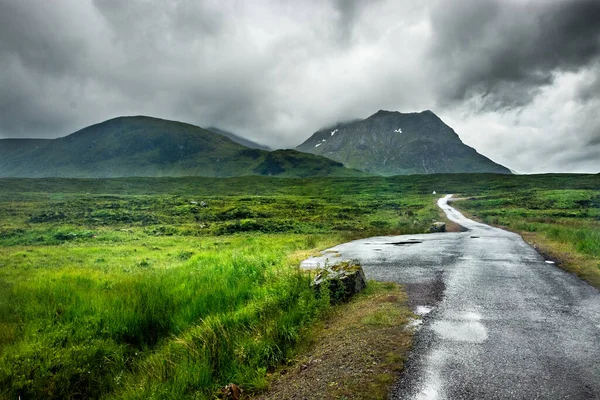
[0,0,598,172]
[0,0,91,135]
[576,61,600,104]
[581,110,600,147]
[0,1,86,76]
[331,0,372,44]
[430,0,600,109]
[0,0,269,139]
[92,0,225,44]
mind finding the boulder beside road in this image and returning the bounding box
[429,222,446,233]
[311,260,367,302]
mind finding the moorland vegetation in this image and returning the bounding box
[0,173,598,399]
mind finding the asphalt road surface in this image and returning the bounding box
[301,195,600,399]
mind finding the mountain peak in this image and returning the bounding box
[369,109,439,119]
[297,109,510,175]
[370,109,398,118]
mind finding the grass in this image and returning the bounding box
[1,235,336,399]
[453,188,600,288]
[0,173,598,399]
[0,176,441,399]
[254,281,413,400]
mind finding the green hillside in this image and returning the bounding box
[0,116,364,178]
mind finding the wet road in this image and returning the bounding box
[301,195,600,399]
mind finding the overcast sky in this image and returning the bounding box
[1,0,599,173]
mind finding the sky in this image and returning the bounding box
[1,0,599,173]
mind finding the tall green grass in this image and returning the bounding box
[0,235,330,399]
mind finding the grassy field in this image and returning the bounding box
[0,173,598,399]
[0,176,440,399]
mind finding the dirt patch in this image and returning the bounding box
[250,282,414,400]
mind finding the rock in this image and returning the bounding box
[190,201,198,204]
[220,383,242,400]
[311,260,367,303]
[200,201,208,207]
[429,222,446,233]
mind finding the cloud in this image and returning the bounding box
[331,0,381,45]
[442,67,600,173]
[429,0,600,110]
[0,0,598,173]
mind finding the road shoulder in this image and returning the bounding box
[250,282,415,400]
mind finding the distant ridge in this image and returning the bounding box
[0,116,365,178]
[206,127,270,150]
[297,110,511,175]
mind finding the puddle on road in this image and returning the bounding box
[387,241,423,246]
[431,312,487,343]
[366,239,422,246]
[406,318,423,330]
[415,306,433,316]
[470,236,480,239]
[432,320,487,343]
[415,385,441,400]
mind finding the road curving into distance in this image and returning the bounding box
[301,194,600,399]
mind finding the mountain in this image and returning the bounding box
[0,116,364,178]
[206,127,270,150]
[297,110,511,175]
[0,138,50,165]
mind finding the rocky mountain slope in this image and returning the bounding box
[0,116,364,178]
[297,110,510,175]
